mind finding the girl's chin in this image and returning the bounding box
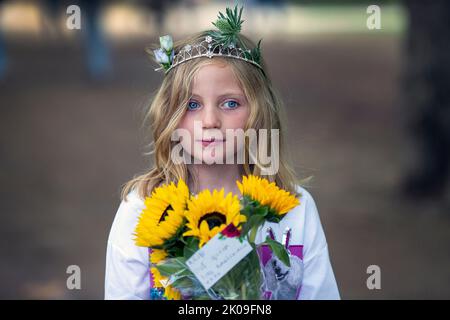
[189,151,235,164]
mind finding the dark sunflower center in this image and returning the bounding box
[158,204,173,224]
[199,212,226,229]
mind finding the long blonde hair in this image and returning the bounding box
[121,30,303,200]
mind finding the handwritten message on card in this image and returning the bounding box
[186,231,253,290]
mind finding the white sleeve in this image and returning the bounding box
[298,188,340,300]
[104,191,150,300]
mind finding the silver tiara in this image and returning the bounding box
[154,35,263,74]
[152,6,264,75]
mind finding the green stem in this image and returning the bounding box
[249,225,259,244]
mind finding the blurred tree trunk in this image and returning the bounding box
[402,0,450,198]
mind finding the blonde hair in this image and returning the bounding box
[121,30,304,201]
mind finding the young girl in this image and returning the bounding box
[105,6,339,300]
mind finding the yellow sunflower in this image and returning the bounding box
[150,249,168,264]
[164,285,182,300]
[151,267,165,289]
[183,189,246,247]
[134,179,189,248]
[151,267,181,300]
[237,175,299,216]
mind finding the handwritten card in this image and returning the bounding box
[186,230,253,290]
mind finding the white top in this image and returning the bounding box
[104,185,340,300]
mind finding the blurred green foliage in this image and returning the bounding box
[290,0,400,5]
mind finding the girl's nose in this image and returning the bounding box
[201,105,221,129]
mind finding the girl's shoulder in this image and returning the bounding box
[295,184,317,207]
[255,184,324,252]
[288,184,320,221]
[122,188,146,206]
[270,184,323,244]
[108,189,146,249]
[117,189,146,220]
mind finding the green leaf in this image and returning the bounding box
[264,236,291,267]
[211,5,243,44]
[206,5,264,73]
[240,205,254,218]
[251,39,263,64]
[241,214,265,237]
[155,257,188,277]
[254,205,269,216]
[183,237,199,260]
[265,207,283,223]
[170,276,194,289]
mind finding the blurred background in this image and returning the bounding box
[1,0,449,299]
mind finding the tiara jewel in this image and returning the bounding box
[152,5,263,74]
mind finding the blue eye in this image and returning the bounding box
[187,101,200,110]
[223,100,239,109]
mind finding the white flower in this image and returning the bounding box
[205,35,212,43]
[159,35,173,52]
[154,48,169,64]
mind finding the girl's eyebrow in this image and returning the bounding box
[191,92,245,100]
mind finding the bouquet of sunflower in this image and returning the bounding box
[134,175,299,300]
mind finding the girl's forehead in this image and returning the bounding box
[191,62,242,93]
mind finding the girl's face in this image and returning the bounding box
[176,61,250,165]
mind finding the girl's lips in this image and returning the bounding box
[198,139,225,147]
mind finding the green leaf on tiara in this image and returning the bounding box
[252,39,262,65]
[153,5,265,75]
[208,5,263,69]
[213,5,243,34]
[210,5,245,49]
